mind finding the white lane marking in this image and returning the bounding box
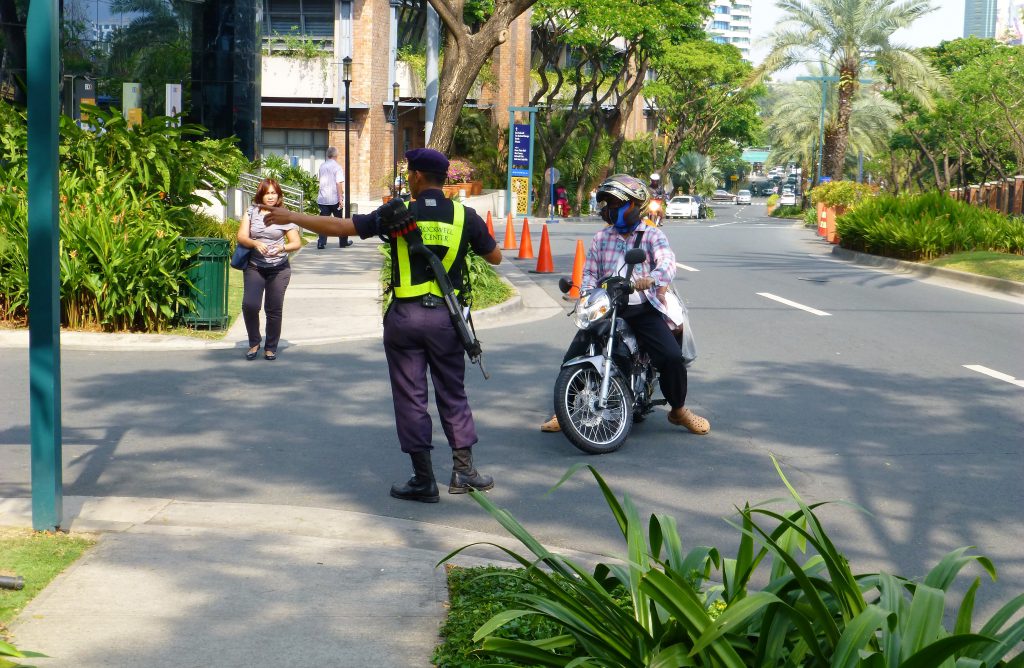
[675,263,699,272]
[963,365,1024,388]
[757,292,831,316]
[709,221,742,227]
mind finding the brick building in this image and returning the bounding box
[260,0,534,203]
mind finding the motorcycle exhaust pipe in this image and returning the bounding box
[0,575,25,590]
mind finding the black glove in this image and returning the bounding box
[376,199,418,240]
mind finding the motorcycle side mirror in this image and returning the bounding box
[558,277,573,294]
[624,248,646,265]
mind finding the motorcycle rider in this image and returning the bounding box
[540,174,710,435]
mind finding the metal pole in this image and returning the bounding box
[27,0,63,531]
[816,80,826,186]
[392,83,400,197]
[344,79,351,217]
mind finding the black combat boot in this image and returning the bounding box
[390,451,440,503]
[449,448,494,494]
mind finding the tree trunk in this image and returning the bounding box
[575,121,603,214]
[828,68,857,180]
[426,0,537,153]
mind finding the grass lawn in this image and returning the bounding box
[0,527,95,641]
[927,251,1024,283]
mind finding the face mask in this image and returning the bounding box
[612,203,637,233]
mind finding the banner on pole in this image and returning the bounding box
[123,83,142,126]
[511,176,530,215]
[165,83,182,123]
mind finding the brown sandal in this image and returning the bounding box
[668,408,710,435]
[540,415,561,432]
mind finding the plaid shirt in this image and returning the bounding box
[582,222,676,317]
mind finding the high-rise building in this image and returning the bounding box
[707,0,752,61]
[964,0,998,37]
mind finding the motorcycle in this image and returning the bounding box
[554,248,666,454]
[649,197,665,226]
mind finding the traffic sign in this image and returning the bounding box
[544,167,560,184]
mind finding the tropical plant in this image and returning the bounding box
[756,0,945,181]
[253,156,320,214]
[765,72,899,181]
[838,191,1024,260]
[1,637,45,667]
[439,460,1024,666]
[451,109,506,189]
[671,152,720,198]
[808,180,876,209]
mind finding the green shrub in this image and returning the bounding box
[767,194,779,207]
[254,156,320,214]
[809,180,875,209]
[804,206,819,228]
[838,192,1024,260]
[770,205,803,218]
[439,461,1024,667]
[0,100,246,331]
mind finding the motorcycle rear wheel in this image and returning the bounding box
[554,365,633,455]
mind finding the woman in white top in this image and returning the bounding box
[236,178,301,360]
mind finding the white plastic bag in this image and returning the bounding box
[663,292,697,367]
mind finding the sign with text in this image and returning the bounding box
[512,124,531,168]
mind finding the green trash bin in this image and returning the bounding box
[182,237,230,329]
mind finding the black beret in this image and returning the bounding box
[405,148,449,176]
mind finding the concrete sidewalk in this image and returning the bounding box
[0,496,606,667]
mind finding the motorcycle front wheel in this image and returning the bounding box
[554,365,633,454]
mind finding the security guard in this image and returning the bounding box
[261,148,502,503]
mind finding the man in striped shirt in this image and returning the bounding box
[541,174,710,436]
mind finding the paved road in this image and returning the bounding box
[2,199,1022,617]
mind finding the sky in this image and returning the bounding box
[749,0,966,71]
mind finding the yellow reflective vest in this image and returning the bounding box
[392,200,468,300]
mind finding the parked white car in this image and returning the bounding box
[779,191,797,206]
[666,196,699,219]
[735,189,752,205]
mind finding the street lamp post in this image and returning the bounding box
[391,81,400,197]
[343,56,352,218]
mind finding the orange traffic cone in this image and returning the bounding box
[485,210,495,239]
[502,213,517,250]
[568,239,585,299]
[532,224,555,273]
[517,218,535,260]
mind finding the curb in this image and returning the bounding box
[830,247,1024,297]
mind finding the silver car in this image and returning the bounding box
[735,189,752,205]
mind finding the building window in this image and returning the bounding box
[712,36,727,43]
[712,20,729,30]
[264,0,334,48]
[714,5,729,13]
[262,128,329,165]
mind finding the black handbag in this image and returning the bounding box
[230,244,251,270]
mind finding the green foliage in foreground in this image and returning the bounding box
[838,192,1024,261]
[928,251,1024,283]
[438,460,1024,666]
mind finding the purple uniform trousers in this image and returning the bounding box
[383,300,478,454]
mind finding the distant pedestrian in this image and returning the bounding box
[260,148,502,502]
[588,189,598,215]
[236,178,301,361]
[316,147,350,249]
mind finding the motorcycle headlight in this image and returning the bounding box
[573,289,611,329]
[649,200,661,212]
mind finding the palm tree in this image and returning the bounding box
[757,0,944,180]
[671,152,720,198]
[765,73,899,177]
